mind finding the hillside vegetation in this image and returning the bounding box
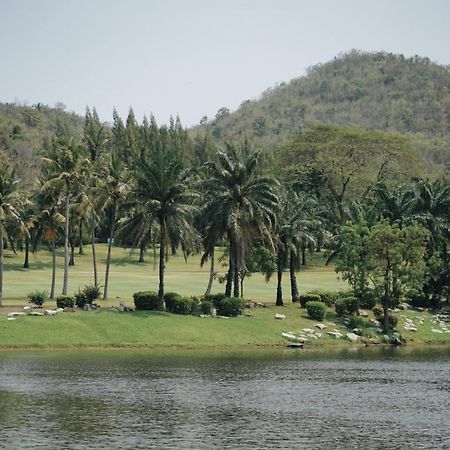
[198,50,450,176]
[0,102,83,186]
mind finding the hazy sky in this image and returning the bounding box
[1,0,449,126]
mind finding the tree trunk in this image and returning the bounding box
[103,202,117,300]
[301,246,306,266]
[204,247,215,296]
[91,218,98,288]
[157,217,166,310]
[78,219,84,255]
[69,238,75,266]
[23,237,30,269]
[233,242,240,298]
[225,237,233,297]
[276,248,284,306]
[50,239,56,299]
[139,242,145,263]
[0,226,3,306]
[62,193,70,295]
[289,252,299,302]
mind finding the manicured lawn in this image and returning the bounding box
[1,244,345,307]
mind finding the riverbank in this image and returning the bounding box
[1,302,449,350]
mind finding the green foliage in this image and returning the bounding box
[299,294,321,308]
[133,291,159,311]
[164,292,197,315]
[199,300,212,315]
[343,296,360,315]
[205,294,244,317]
[372,306,383,320]
[346,315,365,330]
[56,295,74,309]
[305,301,326,320]
[306,290,337,306]
[360,290,376,309]
[335,298,348,317]
[83,285,101,303]
[27,290,48,306]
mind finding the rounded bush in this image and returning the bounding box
[299,294,321,308]
[335,298,347,317]
[74,291,88,309]
[343,296,360,315]
[305,301,326,320]
[199,300,212,315]
[164,292,196,315]
[306,290,337,306]
[56,295,74,309]
[360,291,376,309]
[83,284,101,303]
[372,306,383,320]
[27,290,48,306]
[133,291,159,310]
[388,314,398,328]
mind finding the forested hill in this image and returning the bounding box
[197,50,450,175]
[0,102,84,186]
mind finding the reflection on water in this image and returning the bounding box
[0,346,449,449]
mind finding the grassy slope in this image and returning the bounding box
[0,244,448,349]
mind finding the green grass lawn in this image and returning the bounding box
[1,244,448,349]
[1,243,345,307]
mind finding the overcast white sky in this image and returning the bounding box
[1,0,449,126]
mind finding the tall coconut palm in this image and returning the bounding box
[98,152,129,300]
[42,135,87,295]
[0,160,27,306]
[134,148,199,309]
[199,143,279,298]
[32,188,65,299]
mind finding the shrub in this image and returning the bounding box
[305,301,326,320]
[299,294,321,308]
[203,294,244,317]
[27,290,48,306]
[83,284,101,304]
[306,290,337,306]
[56,295,74,309]
[360,290,376,309]
[388,314,398,328]
[133,291,159,310]
[164,292,196,315]
[74,291,87,308]
[343,296,360,315]
[335,290,354,300]
[346,315,365,330]
[199,300,212,315]
[409,294,431,308]
[335,298,347,317]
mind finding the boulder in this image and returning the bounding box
[358,310,368,317]
[327,331,343,338]
[314,323,327,330]
[7,312,26,317]
[404,326,417,332]
[28,311,44,316]
[23,306,32,311]
[7,317,16,321]
[256,302,266,308]
[431,329,444,334]
[398,302,410,310]
[281,332,298,341]
[346,332,359,342]
[275,314,286,320]
[44,310,58,316]
[246,301,255,308]
[302,328,315,334]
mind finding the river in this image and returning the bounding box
[0,346,449,449]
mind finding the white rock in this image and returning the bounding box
[45,310,58,316]
[404,326,417,332]
[358,310,368,317]
[7,317,16,321]
[7,312,26,317]
[23,306,32,310]
[281,332,298,341]
[29,311,44,316]
[398,302,410,310]
[302,328,315,334]
[56,308,65,312]
[314,323,327,330]
[327,331,343,338]
[275,314,286,320]
[346,332,359,342]
[431,329,443,333]
[315,332,322,338]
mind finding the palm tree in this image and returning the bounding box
[0,160,27,306]
[42,135,87,295]
[98,152,129,300]
[199,143,279,298]
[32,188,65,299]
[134,147,199,309]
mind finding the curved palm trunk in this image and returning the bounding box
[23,237,30,269]
[78,218,84,255]
[289,251,299,302]
[62,193,70,295]
[225,236,233,297]
[276,248,284,306]
[0,226,3,307]
[91,218,98,288]
[204,247,215,296]
[50,239,56,299]
[157,217,167,310]
[69,237,75,266]
[103,203,117,300]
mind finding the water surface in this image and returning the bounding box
[0,346,449,449]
